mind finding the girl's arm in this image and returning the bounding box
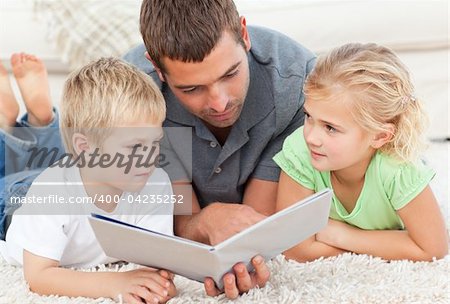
[276,171,348,262]
[317,186,448,261]
[23,250,176,303]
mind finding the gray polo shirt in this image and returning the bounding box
[124,26,315,208]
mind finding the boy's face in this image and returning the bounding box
[155,23,251,129]
[87,120,164,194]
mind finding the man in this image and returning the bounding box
[124,0,315,298]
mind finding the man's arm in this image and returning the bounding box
[242,178,278,216]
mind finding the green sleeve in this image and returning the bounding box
[384,159,435,210]
[273,127,315,190]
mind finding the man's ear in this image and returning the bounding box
[239,16,251,51]
[371,124,395,149]
[72,133,91,156]
[145,52,165,82]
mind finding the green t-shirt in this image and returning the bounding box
[273,127,435,230]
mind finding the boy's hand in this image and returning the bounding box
[112,268,177,304]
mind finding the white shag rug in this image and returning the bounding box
[0,143,448,304]
[0,253,449,304]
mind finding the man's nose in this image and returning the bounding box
[207,84,229,113]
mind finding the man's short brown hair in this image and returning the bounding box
[140,0,244,72]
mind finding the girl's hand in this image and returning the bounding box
[111,268,177,304]
[316,219,351,248]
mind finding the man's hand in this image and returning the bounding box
[204,255,270,299]
[201,203,267,245]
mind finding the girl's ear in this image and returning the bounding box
[371,124,395,149]
[72,133,91,156]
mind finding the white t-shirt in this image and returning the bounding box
[0,164,174,268]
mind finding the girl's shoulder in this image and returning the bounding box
[372,152,435,209]
[373,152,434,178]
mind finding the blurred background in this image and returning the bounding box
[0,0,448,208]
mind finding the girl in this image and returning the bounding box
[274,43,448,262]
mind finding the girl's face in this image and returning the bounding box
[303,94,377,174]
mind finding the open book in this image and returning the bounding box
[89,188,332,289]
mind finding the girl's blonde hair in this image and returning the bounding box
[60,57,166,155]
[304,43,428,162]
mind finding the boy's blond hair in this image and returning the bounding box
[304,43,428,162]
[60,57,166,155]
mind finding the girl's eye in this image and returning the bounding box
[326,125,337,133]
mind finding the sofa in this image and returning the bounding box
[4,0,448,138]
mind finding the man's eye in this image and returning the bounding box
[226,70,239,78]
[182,87,197,93]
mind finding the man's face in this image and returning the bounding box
[158,29,251,128]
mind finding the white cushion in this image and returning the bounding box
[236,0,448,53]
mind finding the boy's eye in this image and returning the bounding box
[128,143,142,149]
[303,111,311,119]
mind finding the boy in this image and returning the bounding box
[0,55,176,303]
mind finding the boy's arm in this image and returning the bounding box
[23,250,176,303]
[277,171,347,262]
[316,186,448,261]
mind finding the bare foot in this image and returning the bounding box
[11,53,53,126]
[0,60,19,129]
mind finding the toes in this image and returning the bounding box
[10,53,22,67]
[23,53,36,62]
[0,61,7,76]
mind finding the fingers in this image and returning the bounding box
[204,277,221,297]
[251,255,270,287]
[204,257,270,300]
[131,286,162,304]
[158,269,175,280]
[223,273,240,299]
[139,268,171,286]
[139,277,170,299]
[122,293,145,304]
[234,263,252,293]
[167,280,178,298]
